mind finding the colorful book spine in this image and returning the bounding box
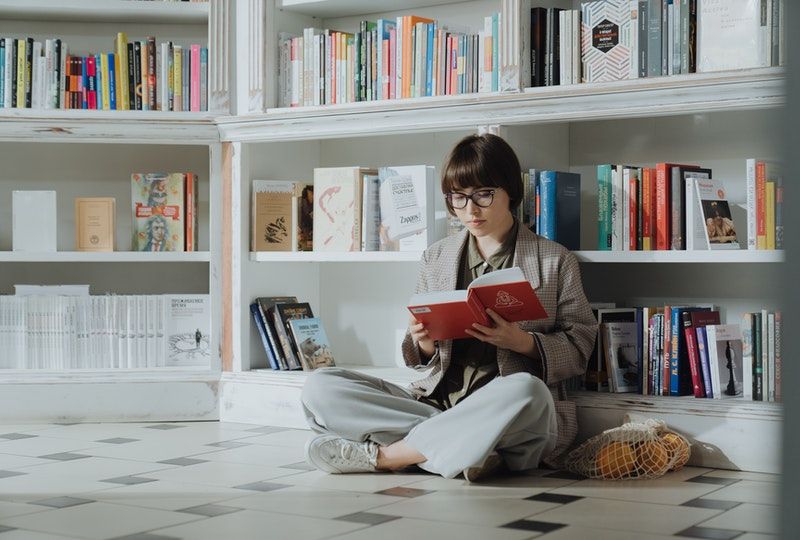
[107,53,117,110]
[86,55,97,110]
[539,171,557,242]
[597,164,612,250]
[190,43,200,112]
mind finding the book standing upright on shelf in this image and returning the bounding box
[131,173,185,252]
[75,197,116,252]
[12,190,57,252]
[705,324,744,399]
[377,165,436,251]
[313,167,377,252]
[408,267,547,341]
[251,180,302,252]
[255,296,299,370]
[694,178,740,249]
[273,302,314,370]
[601,321,638,393]
[164,294,210,368]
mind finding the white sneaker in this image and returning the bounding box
[463,451,505,483]
[305,435,379,474]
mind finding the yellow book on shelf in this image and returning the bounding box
[16,39,25,107]
[173,45,182,112]
[766,181,775,250]
[115,32,129,110]
[100,54,111,110]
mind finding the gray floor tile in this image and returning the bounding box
[686,476,741,486]
[110,535,181,540]
[244,426,289,434]
[526,493,583,504]
[143,424,185,430]
[280,462,316,471]
[96,438,140,444]
[334,512,401,525]
[101,476,159,486]
[675,525,745,539]
[37,452,92,461]
[374,487,433,498]
[0,433,38,440]
[0,525,16,533]
[682,498,742,511]
[176,504,243,517]
[157,458,209,467]
[0,471,26,479]
[233,481,292,492]
[29,497,94,509]
[205,441,250,449]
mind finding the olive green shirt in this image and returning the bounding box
[425,221,519,410]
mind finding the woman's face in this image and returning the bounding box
[448,186,514,238]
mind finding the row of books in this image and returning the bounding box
[0,35,208,111]
[251,165,438,253]
[250,296,335,372]
[596,159,784,252]
[0,288,210,370]
[590,304,781,402]
[11,173,199,253]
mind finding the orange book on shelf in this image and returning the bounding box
[402,15,435,99]
[407,267,547,341]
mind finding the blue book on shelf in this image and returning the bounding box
[539,171,557,241]
[491,13,499,91]
[250,302,280,370]
[81,56,89,109]
[426,22,434,97]
[597,164,613,250]
[108,53,117,110]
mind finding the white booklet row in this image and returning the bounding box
[0,294,210,370]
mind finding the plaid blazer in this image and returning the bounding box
[402,225,598,467]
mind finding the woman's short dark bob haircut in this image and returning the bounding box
[441,133,523,215]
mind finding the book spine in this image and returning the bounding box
[24,37,32,108]
[128,42,137,110]
[115,33,128,110]
[775,311,781,402]
[683,315,704,397]
[86,55,97,110]
[753,311,763,401]
[662,305,671,395]
[741,312,754,400]
[173,45,182,111]
[107,53,117,110]
[0,39,4,107]
[190,43,200,112]
[147,36,157,110]
[655,163,670,250]
[629,174,638,251]
[669,307,681,395]
[597,165,611,249]
[200,47,208,112]
[696,326,713,397]
[766,181,776,250]
[756,160,766,249]
[539,171,557,242]
[768,311,776,401]
[184,173,194,251]
[250,303,280,370]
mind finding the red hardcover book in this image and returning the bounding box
[629,175,638,251]
[642,167,653,250]
[407,267,547,341]
[684,310,720,397]
[655,163,696,250]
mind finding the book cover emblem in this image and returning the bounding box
[495,290,523,310]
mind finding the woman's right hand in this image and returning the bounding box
[408,315,436,360]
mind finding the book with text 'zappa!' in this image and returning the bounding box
[289,317,336,371]
[131,173,185,252]
[313,167,377,252]
[164,294,210,368]
[377,165,437,251]
[407,267,547,341]
[705,324,744,400]
[695,179,740,250]
[581,0,633,83]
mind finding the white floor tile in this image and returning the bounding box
[197,444,305,467]
[736,533,778,540]
[331,517,534,540]
[80,440,222,463]
[404,474,577,497]
[142,459,301,488]
[237,429,312,448]
[0,502,202,540]
[0,500,50,519]
[85,479,246,511]
[374,491,559,527]
[0,437,101,458]
[0,454,53,470]
[0,530,87,540]
[17,457,176,480]
[699,503,779,534]
[659,466,714,481]
[701,480,780,506]
[280,470,432,493]
[223,485,405,519]
[550,477,722,505]
[531,497,721,536]
[531,525,675,540]
[150,509,366,540]
[0,473,118,503]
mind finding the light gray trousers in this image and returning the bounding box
[301,367,558,479]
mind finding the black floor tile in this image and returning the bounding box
[525,492,584,504]
[675,526,744,539]
[500,519,567,533]
[681,498,742,511]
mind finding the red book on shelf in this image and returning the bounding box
[408,267,547,341]
[684,310,721,398]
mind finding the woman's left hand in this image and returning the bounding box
[464,308,535,355]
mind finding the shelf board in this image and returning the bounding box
[0,251,211,263]
[0,368,219,385]
[0,0,209,24]
[279,0,467,18]
[574,250,785,263]
[250,251,422,262]
[218,68,784,143]
[0,109,219,144]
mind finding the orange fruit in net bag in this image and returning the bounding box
[660,432,690,470]
[595,441,637,479]
[635,440,670,474]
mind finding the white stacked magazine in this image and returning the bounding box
[0,294,210,370]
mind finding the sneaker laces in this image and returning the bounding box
[334,440,378,468]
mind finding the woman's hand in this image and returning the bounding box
[408,315,436,360]
[465,308,537,356]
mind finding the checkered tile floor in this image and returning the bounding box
[0,422,779,539]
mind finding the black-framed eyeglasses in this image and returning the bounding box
[445,189,497,209]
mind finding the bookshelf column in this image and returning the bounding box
[209,0,233,113]
[233,0,270,115]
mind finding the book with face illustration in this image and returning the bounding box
[131,173,185,252]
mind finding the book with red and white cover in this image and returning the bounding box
[407,267,547,341]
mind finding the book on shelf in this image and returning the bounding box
[288,317,336,371]
[12,190,57,252]
[705,324,744,399]
[313,167,377,252]
[537,170,581,251]
[694,178,740,250]
[250,302,281,371]
[697,0,774,73]
[131,173,186,252]
[273,302,314,371]
[14,284,89,296]
[75,197,116,252]
[601,321,639,393]
[592,307,636,392]
[255,296,299,371]
[683,310,720,398]
[407,266,547,341]
[680,167,712,250]
[164,294,210,367]
[580,0,633,83]
[376,165,436,252]
[251,180,304,252]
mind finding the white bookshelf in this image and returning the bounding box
[0,0,227,423]
[279,0,469,18]
[574,250,785,264]
[250,251,423,263]
[0,0,209,24]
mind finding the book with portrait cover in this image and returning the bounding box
[407,267,547,341]
[131,173,185,252]
[288,316,336,371]
[705,324,744,399]
[695,178,740,250]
